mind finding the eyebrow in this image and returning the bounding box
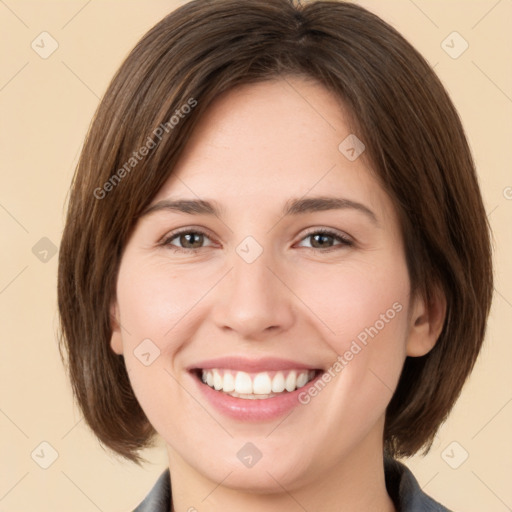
[141,196,379,225]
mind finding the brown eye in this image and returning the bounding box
[176,232,205,249]
[309,233,335,249]
[162,229,214,252]
[297,229,353,251]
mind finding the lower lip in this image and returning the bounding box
[191,371,323,422]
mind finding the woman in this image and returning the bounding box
[57,1,493,510]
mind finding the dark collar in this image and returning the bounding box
[384,458,450,511]
[133,458,450,511]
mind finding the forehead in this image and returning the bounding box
[152,77,393,225]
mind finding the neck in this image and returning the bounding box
[166,429,396,512]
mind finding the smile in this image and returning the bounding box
[187,357,325,421]
[199,368,318,399]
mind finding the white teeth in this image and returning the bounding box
[200,368,317,397]
[285,370,297,392]
[229,391,275,400]
[234,371,253,394]
[222,372,235,392]
[253,372,272,395]
[271,372,286,393]
[213,369,223,390]
[296,372,308,388]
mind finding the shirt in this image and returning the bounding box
[133,457,451,511]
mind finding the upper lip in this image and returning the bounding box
[188,356,322,373]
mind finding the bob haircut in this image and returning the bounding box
[58,0,493,464]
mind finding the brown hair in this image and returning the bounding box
[58,0,493,464]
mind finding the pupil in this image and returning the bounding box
[182,233,203,248]
[312,234,332,248]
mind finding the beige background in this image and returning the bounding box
[0,0,510,510]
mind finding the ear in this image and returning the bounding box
[406,286,447,357]
[110,302,124,355]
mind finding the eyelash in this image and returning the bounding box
[160,227,354,254]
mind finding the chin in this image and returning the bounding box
[211,462,309,494]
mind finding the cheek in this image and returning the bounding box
[294,255,410,410]
[114,256,221,427]
[115,256,216,350]
[282,260,411,466]
[296,256,410,351]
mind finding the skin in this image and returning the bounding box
[110,76,446,512]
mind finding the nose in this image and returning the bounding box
[211,247,296,340]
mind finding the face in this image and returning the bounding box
[111,77,437,492]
